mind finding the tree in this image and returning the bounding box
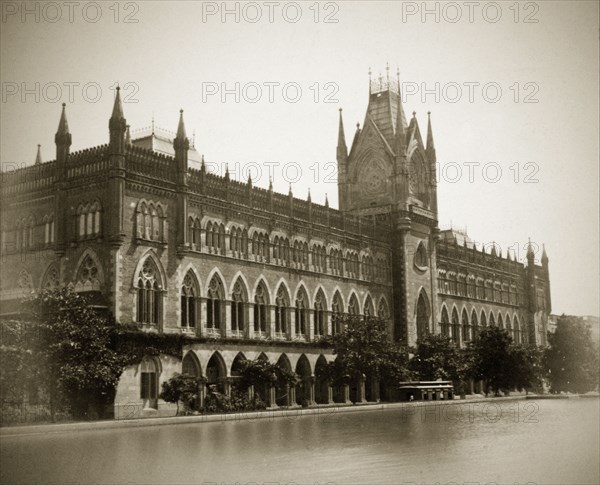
[470,326,514,396]
[409,334,461,381]
[27,288,127,419]
[331,315,411,390]
[544,315,599,393]
[509,343,543,394]
[160,373,204,415]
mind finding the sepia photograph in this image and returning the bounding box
[0,1,599,484]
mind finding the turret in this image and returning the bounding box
[337,108,348,211]
[35,144,42,165]
[55,103,71,174]
[174,110,190,254]
[109,87,126,155]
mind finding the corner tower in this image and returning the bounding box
[338,68,439,345]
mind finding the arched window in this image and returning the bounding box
[140,357,158,407]
[207,275,224,331]
[295,288,308,336]
[364,295,374,317]
[231,279,246,334]
[415,242,428,268]
[513,315,520,344]
[498,313,504,329]
[253,282,268,334]
[43,214,55,245]
[41,264,60,290]
[314,290,326,336]
[332,291,343,335]
[462,309,470,342]
[136,258,162,325]
[136,201,164,242]
[471,309,479,338]
[480,310,487,328]
[348,294,359,315]
[416,292,430,338]
[441,307,450,336]
[75,255,102,292]
[489,313,496,327]
[451,308,460,342]
[378,297,389,320]
[181,272,198,329]
[275,285,289,334]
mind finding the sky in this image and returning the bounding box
[1,0,598,316]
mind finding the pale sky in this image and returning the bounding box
[1,1,598,316]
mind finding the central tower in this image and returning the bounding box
[337,70,439,345]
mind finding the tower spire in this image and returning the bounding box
[56,103,70,138]
[175,109,187,141]
[337,108,348,160]
[125,125,131,145]
[394,69,408,153]
[109,87,127,154]
[35,144,42,165]
[426,111,435,152]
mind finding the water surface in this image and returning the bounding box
[1,399,598,484]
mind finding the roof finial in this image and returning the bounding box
[269,176,273,191]
[386,62,390,83]
[111,85,124,120]
[35,144,42,165]
[56,102,69,136]
[192,130,196,148]
[325,193,329,207]
[368,66,372,92]
[307,188,311,202]
[176,109,187,140]
[125,125,131,145]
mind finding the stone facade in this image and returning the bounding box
[0,78,551,415]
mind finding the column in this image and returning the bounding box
[224,300,231,338]
[327,385,334,404]
[269,305,276,338]
[357,375,367,403]
[268,385,278,409]
[343,385,351,404]
[308,376,316,406]
[308,309,315,341]
[289,385,297,406]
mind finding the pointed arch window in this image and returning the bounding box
[136,201,164,242]
[42,264,60,290]
[471,310,479,338]
[462,309,470,342]
[295,290,307,336]
[231,280,246,333]
[75,255,102,292]
[140,357,158,404]
[181,272,198,329]
[415,242,428,269]
[275,286,289,334]
[314,291,325,336]
[207,276,224,330]
[332,292,343,335]
[451,308,460,342]
[364,295,374,318]
[136,258,162,325]
[441,307,450,336]
[348,294,359,315]
[253,283,268,334]
[416,292,430,338]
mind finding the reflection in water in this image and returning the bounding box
[1,399,598,484]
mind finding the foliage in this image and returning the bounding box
[159,373,206,415]
[236,359,299,391]
[510,343,544,393]
[202,386,267,414]
[544,315,599,393]
[330,315,411,388]
[470,326,519,396]
[25,288,128,419]
[409,334,462,381]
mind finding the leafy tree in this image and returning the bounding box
[470,326,515,396]
[509,343,543,394]
[236,359,298,392]
[544,315,599,393]
[330,315,411,389]
[160,373,205,415]
[27,288,127,419]
[409,334,461,381]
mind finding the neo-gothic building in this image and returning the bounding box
[0,77,551,414]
